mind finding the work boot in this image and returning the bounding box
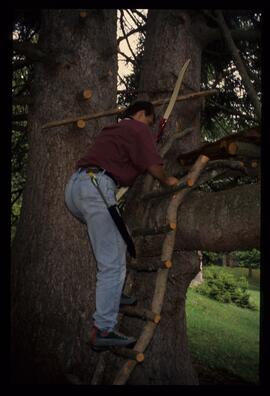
[120,293,137,306]
[90,326,136,351]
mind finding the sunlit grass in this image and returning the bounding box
[186,267,260,384]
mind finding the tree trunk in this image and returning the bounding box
[11,9,118,384]
[190,251,203,286]
[223,253,233,267]
[97,9,205,385]
[248,264,253,278]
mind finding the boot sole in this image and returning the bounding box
[120,299,137,306]
[91,340,136,352]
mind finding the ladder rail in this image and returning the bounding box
[112,155,210,385]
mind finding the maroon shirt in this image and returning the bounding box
[75,119,163,186]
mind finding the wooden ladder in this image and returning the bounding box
[90,154,209,385]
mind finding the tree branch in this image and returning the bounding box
[118,50,137,67]
[12,188,23,205]
[160,127,194,157]
[13,113,28,122]
[117,26,144,46]
[13,59,32,71]
[117,73,129,91]
[214,10,261,122]
[13,40,47,62]
[174,182,260,251]
[141,183,260,252]
[119,10,138,65]
[42,89,218,129]
[204,26,261,47]
[12,124,28,133]
[13,96,33,106]
[130,9,147,23]
[125,9,146,29]
[208,100,256,122]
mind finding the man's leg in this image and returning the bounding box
[86,205,127,331]
[72,173,127,331]
[66,171,136,348]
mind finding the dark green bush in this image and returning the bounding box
[195,266,256,310]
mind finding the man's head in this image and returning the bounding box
[122,101,156,127]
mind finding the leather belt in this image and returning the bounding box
[79,166,119,186]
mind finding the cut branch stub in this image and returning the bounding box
[79,11,88,18]
[76,119,86,129]
[227,141,261,158]
[251,160,258,168]
[164,260,172,269]
[80,89,93,100]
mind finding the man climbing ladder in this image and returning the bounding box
[64,101,180,350]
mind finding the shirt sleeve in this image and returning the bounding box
[129,126,164,172]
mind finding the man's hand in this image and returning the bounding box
[147,164,180,186]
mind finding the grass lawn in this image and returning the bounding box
[186,266,260,385]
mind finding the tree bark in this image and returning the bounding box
[173,183,260,252]
[190,251,203,286]
[11,9,118,384]
[131,182,260,256]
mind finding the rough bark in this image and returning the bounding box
[130,182,260,256]
[172,182,260,252]
[11,9,117,384]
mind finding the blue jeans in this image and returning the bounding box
[64,169,127,331]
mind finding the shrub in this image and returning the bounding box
[195,266,256,310]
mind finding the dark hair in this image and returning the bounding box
[122,101,156,124]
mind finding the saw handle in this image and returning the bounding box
[157,118,167,143]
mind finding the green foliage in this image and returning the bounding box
[12,12,39,243]
[231,249,260,268]
[202,251,222,265]
[202,249,260,268]
[195,266,256,310]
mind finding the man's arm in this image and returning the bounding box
[147,164,179,186]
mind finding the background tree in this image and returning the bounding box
[11,9,261,384]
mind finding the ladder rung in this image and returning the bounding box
[119,306,161,324]
[128,260,172,272]
[132,223,176,237]
[110,346,144,362]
